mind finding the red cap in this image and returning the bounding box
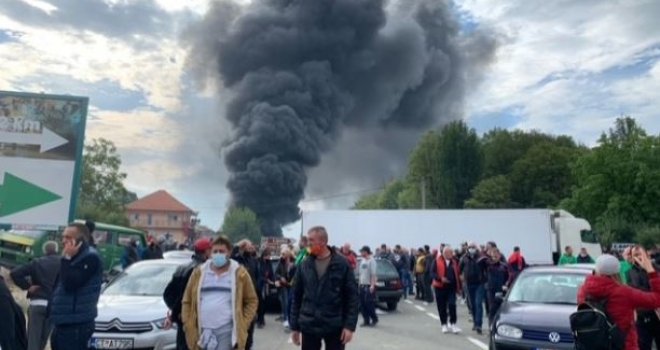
[194,238,212,253]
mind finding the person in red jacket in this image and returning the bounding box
[431,246,462,334]
[578,252,660,350]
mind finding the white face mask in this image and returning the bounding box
[468,248,477,254]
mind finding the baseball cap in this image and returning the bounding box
[194,238,212,253]
[359,246,372,255]
[595,254,620,276]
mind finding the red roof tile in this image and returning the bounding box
[126,190,195,213]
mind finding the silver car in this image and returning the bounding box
[89,259,189,350]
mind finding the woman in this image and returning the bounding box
[578,252,660,350]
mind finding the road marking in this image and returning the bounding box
[426,312,440,320]
[404,299,413,304]
[414,305,426,311]
[467,336,488,350]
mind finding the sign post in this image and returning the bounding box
[0,91,88,226]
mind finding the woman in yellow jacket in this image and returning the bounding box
[182,236,258,350]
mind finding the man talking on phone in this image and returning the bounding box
[49,223,103,350]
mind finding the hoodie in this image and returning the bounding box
[577,272,660,350]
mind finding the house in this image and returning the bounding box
[126,190,198,243]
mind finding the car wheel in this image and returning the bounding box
[386,301,398,311]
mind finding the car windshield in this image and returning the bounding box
[377,260,399,279]
[507,272,587,304]
[103,263,180,296]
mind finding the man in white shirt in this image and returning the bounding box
[358,246,378,327]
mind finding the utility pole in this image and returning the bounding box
[421,178,427,209]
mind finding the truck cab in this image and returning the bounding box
[552,210,602,263]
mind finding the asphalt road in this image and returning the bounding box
[252,298,489,350]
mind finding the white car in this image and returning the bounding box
[90,259,189,350]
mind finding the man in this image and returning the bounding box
[295,236,309,265]
[290,226,358,350]
[121,237,139,269]
[378,244,393,261]
[50,223,103,350]
[415,248,427,300]
[460,242,486,334]
[507,246,527,281]
[10,241,61,350]
[627,246,660,350]
[558,245,577,265]
[392,245,411,298]
[163,238,212,350]
[423,246,437,303]
[620,246,634,284]
[257,247,275,328]
[340,243,358,270]
[576,247,595,263]
[143,236,164,260]
[181,235,258,350]
[231,240,260,349]
[358,246,378,327]
[0,269,28,350]
[483,248,511,323]
[432,246,462,334]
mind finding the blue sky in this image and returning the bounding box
[1,0,659,230]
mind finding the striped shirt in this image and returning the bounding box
[200,264,233,329]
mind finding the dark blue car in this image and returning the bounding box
[489,264,594,350]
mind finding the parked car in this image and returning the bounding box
[163,250,194,260]
[489,264,594,350]
[356,257,404,311]
[90,259,190,349]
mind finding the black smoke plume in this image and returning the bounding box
[186,0,496,235]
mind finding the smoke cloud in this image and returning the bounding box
[185,0,496,235]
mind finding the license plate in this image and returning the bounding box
[376,281,385,287]
[89,338,134,349]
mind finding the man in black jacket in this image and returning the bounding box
[459,242,486,335]
[163,238,212,350]
[232,239,261,349]
[11,241,61,350]
[0,272,28,350]
[628,246,660,350]
[290,226,358,350]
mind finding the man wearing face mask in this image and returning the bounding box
[181,235,258,350]
[290,226,358,350]
[459,242,486,335]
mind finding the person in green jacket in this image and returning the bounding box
[619,246,633,284]
[295,236,309,266]
[558,246,577,265]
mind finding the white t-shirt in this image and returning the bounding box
[359,257,378,286]
[200,264,233,329]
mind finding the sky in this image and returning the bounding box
[1,0,659,231]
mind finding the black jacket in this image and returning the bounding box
[460,253,486,285]
[0,277,28,350]
[290,248,358,335]
[163,253,206,323]
[627,263,660,322]
[10,254,61,300]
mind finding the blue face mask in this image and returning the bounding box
[212,253,228,267]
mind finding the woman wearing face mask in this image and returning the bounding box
[181,236,258,350]
[578,252,660,350]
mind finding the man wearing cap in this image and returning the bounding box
[358,246,378,327]
[163,238,212,350]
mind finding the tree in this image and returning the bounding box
[408,121,483,208]
[76,138,131,226]
[353,180,405,209]
[464,175,512,208]
[561,117,660,243]
[353,192,382,209]
[222,207,262,243]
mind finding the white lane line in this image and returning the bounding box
[404,299,413,304]
[414,305,426,312]
[467,336,488,350]
[426,312,440,320]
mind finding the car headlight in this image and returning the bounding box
[25,246,32,254]
[497,324,523,339]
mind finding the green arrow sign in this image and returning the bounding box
[0,172,62,217]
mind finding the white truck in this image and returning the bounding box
[301,209,601,265]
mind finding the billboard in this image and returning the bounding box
[0,91,88,226]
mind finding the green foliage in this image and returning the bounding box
[222,207,262,243]
[635,226,660,250]
[464,175,512,208]
[408,121,482,208]
[353,192,382,209]
[562,117,660,243]
[353,180,405,209]
[76,138,131,226]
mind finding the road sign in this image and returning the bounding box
[0,91,88,226]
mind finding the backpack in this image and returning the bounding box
[570,299,625,350]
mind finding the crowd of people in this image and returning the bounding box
[0,222,658,350]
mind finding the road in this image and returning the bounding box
[252,298,489,350]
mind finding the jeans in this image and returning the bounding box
[301,330,344,350]
[279,288,289,321]
[434,287,457,325]
[466,284,485,329]
[424,275,434,303]
[359,286,378,325]
[287,289,294,324]
[415,274,425,299]
[486,289,503,324]
[50,321,95,350]
[256,287,266,326]
[403,270,414,296]
[27,304,52,350]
